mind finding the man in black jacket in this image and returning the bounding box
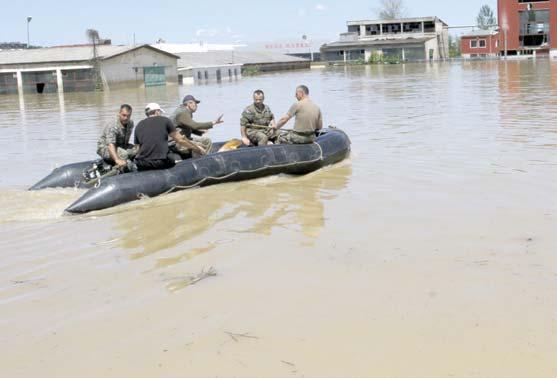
[134,103,205,171]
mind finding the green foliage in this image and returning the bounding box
[242,65,261,76]
[369,51,383,64]
[367,51,401,64]
[476,5,496,30]
[448,34,461,58]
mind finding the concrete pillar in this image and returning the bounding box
[402,48,406,61]
[56,68,64,93]
[360,24,366,37]
[380,24,383,36]
[401,22,404,35]
[16,70,23,95]
[421,22,425,33]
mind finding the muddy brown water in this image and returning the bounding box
[1,61,557,377]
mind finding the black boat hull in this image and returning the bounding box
[31,128,351,214]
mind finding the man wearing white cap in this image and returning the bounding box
[133,103,205,171]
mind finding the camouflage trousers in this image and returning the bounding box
[246,127,278,146]
[277,131,316,145]
[97,146,137,163]
[171,136,213,158]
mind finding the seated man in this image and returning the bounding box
[171,94,223,158]
[275,85,323,144]
[240,89,277,146]
[134,103,205,171]
[96,104,136,168]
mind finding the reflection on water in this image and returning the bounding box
[112,163,351,268]
[2,61,557,378]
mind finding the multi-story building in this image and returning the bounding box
[320,17,449,62]
[498,0,557,56]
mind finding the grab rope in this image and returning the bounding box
[161,143,324,195]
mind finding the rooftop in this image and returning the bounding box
[176,50,308,69]
[347,17,447,26]
[322,37,435,49]
[462,29,499,38]
[0,44,179,65]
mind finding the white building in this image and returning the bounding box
[0,44,179,95]
[321,17,449,62]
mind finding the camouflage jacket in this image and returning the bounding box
[96,116,134,154]
[240,103,274,129]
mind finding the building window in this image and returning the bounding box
[495,40,499,48]
[204,71,208,80]
[470,40,478,48]
[197,71,202,80]
[479,39,486,48]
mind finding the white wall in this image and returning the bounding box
[100,47,178,87]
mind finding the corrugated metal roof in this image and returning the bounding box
[0,44,178,65]
[322,37,434,49]
[176,50,308,68]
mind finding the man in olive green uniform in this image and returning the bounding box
[97,104,137,168]
[171,94,223,158]
[275,85,322,144]
[240,89,277,146]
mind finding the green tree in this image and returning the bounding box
[476,5,496,30]
[448,34,461,58]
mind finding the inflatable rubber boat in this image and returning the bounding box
[29,128,351,214]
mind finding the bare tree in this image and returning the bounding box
[476,5,496,30]
[376,0,407,20]
[85,29,103,90]
[86,29,100,59]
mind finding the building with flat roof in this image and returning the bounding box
[0,44,179,95]
[320,17,449,62]
[461,29,500,59]
[498,0,557,57]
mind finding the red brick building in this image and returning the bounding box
[498,0,557,56]
[461,29,500,58]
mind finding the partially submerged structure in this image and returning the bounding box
[0,44,179,95]
[498,0,556,57]
[176,51,309,84]
[460,29,500,59]
[320,17,449,62]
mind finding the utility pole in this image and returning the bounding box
[26,16,32,48]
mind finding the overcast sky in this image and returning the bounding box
[3,0,497,46]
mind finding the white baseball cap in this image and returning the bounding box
[145,102,165,113]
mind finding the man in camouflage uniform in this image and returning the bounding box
[96,104,137,168]
[170,94,223,158]
[275,85,322,144]
[240,89,277,146]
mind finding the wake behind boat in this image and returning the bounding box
[29,128,351,214]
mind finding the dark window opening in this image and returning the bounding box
[424,21,436,33]
[36,83,45,93]
[382,23,402,34]
[403,22,422,33]
[365,24,381,35]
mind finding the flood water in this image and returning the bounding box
[1,61,557,377]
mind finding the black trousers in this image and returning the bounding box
[135,158,175,171]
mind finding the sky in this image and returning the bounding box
[3,0,497,46]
